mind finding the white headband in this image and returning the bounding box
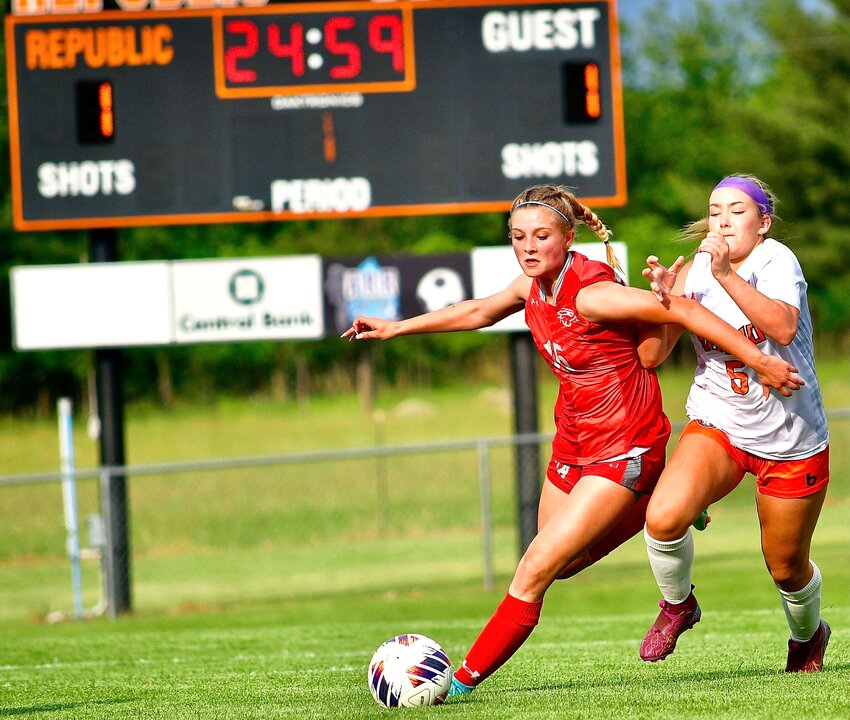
[513,201,573,228]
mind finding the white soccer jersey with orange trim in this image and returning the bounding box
[684,238,828,460]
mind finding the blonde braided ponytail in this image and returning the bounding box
[564,195,624,280]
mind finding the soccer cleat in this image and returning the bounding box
[445,676,474,699]
[640,586,701,662]
[785,620,831,673]
[693,508,711,531]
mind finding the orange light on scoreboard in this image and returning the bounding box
[75,79,115,144]
[583,62,601,120]
[98,81,114,139]
[563,61,602,125]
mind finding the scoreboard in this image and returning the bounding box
[5,0,626,231]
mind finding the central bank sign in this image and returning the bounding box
[172,257,322,343]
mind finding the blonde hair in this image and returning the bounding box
[679,173,780,244]
[509,184,624,277]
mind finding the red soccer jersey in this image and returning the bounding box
[524,252,671,464]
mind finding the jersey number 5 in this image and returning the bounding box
[544,340,577,373]
[725,360,749,395]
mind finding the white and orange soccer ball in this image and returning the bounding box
[367,633,453,708]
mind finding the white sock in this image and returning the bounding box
[644,527,694,605]
[778,561,822,642]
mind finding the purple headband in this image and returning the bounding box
[713,176,772,215]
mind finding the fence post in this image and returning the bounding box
[477,441,494,591]
[58,398,83,619]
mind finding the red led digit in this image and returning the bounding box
[225,20,259,84]
[368,14,404,72]
[268,21,305,77]
[325,16,361,79]
[98,81,114,139]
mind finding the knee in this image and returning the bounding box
[645,499,691,541]
[511,550,558,599]
[765,556,811,589]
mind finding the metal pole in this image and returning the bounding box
[477,441,494,592]
[58,398,83,619]
[509,332,540,555]
[91,228,132,617]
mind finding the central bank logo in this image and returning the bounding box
[229,269,265,305]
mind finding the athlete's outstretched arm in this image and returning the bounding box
[635,255,690,368]
[342,274,530,341]
[576,282,803,397]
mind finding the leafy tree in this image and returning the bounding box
[615,0,850,356]
[743,0,850,340]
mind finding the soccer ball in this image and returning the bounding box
[367,633,453,708]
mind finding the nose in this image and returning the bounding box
[719,209,732,228]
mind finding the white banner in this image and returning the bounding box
[11,262,172,350]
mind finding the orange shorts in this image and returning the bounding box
[682,420,829,499]
[546,444,666,497]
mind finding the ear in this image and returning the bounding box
[758,214,772,236]
[564,229,576,248]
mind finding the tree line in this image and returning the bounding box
[1,0,848,414]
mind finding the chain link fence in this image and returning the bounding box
[2,410,847,622]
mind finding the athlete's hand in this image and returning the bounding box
[642,255,684,301]
[698,232,734,281]
[341,316,400,341]
[756,354,804,398]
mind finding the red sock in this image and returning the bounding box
[453,593,542,687]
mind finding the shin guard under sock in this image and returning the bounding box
[644,527,694,605]
[453,593,542,688]
[779,561,822,642]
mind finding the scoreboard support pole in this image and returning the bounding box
[91,228,132,617]
[509,332,541,556]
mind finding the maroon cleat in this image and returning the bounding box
[785,620,831,673]
[640,587,701,662]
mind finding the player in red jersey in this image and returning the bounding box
[342,184,801,698]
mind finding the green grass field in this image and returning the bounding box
[1,360,848,718]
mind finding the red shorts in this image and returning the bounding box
[546,444,666,497]
[682,420,830,499]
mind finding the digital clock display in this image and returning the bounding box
[213,7,415,98]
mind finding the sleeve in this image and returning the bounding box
[755,244,806,310]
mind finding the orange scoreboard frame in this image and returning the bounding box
[5,0,626,231]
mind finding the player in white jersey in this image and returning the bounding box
[637,174,830,672]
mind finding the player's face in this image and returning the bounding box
[510,206,574,283]
[708,186,771,262]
